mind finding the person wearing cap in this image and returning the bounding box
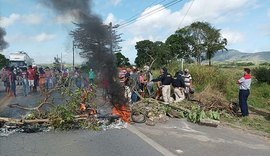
[172,71,186,102]
[183,68,192,100]
[237,68,252,117]
[152,67,173,104]
[144,65,154,97]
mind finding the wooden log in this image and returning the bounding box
[0,117,49,125]
[199,118,220,127]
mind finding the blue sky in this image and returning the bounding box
[0,0,270,64]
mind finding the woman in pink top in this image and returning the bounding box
[139,71,146,98]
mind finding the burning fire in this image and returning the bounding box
[112,104,131,123]
[80,103,86,112]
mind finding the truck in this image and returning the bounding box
[9,51,33,68]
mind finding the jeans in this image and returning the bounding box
[11,81,16,96]
[75,78,82,88]
[131,91,138,103]
[239,89,250,116]
[89,78,94,85]
[45,78,51,90]
[146,82,154,97]
[22,79,29,96]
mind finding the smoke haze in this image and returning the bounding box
[41,0,126,106]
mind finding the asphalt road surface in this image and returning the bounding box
[0,129,164,156]
[0,83,269,156]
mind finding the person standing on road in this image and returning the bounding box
[74,67,82,88]
[183,68,192,100]
[237,68,252,117]
[172,71,186,103]
[33,66,39,92]
[144,65,154,98]
[9,67,17,97]
[1,67,9,93]
[21,67,29,96]
[5,67,11,96]
[39,67,46,96]
[152,67,173,104]
[88,68,94,86]
[45,67,51,91]
[27,65,35,92]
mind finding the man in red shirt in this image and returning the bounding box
[27,65,35,92]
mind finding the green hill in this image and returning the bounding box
[212,49,270,63]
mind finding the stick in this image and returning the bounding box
[0,117,49,125]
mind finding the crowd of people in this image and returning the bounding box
[121,66,252,117]
[0,65,95,97]
[121,66,193,104]
[0,63,252,117]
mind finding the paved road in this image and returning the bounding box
[135,118,270,156]
[0,84,62,118]
[0,129,164,156]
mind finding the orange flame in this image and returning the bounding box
[89,108,97,115]
[112,104,130,123]
[80,103,86,112]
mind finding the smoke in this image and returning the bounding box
[41,0,126,106]
[0,19,8,51]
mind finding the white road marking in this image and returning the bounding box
[176,149,183,154]
[127,124,179,156]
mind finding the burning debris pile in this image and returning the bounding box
[0,82,128,137]
[131,98,169,126]
[130,92,234,127]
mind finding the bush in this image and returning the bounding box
[253,67,270,84]
[259,62,270,66]
[235,62,255,66]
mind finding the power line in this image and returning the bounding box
[117,0,168,26]
[178,0,195,28]
[118,0,181,29]
[118,0,184,29]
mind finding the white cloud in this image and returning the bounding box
[6,33,56,43]
[0,13,42,27]
[22,14,42,25]
[31,33,56,42]
[221,29,245,44]
[104,13,117,25]
[55,14,75,24]
[259,24,270,36]
[110,0,121,6]
[0,13,20,27]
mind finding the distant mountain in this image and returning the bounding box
[212,49,270,63]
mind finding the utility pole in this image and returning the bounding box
[72,40,75,70]
[109,22,113,54]
[181,58,184,71]
[108,22,122,54]
[61,52,63,71]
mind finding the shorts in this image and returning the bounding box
[28,80,34,86]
